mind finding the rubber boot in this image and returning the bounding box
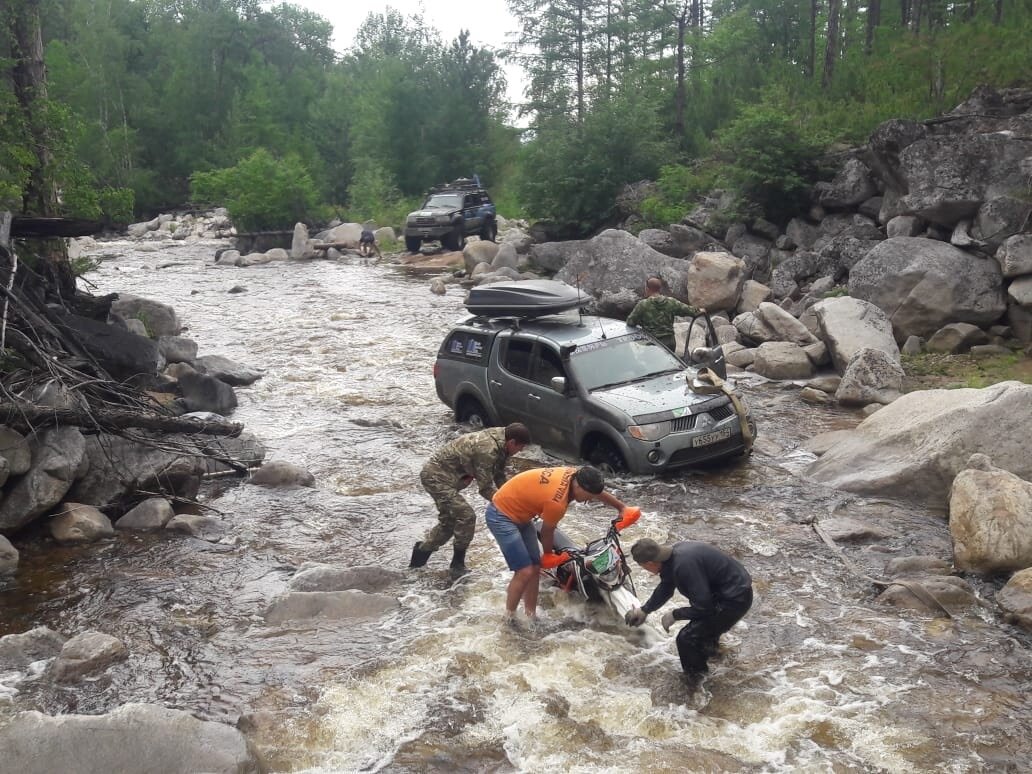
[449,546,469,577]
[409,542,433,568]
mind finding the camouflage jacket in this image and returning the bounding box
[425,427,508,501]
[625,295,699,341]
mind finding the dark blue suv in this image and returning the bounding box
[403,178,497,253]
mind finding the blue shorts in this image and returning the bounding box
[485,502,541,571]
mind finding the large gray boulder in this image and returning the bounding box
[834,348,905,406]
[0,427,87,533]
[264,590,398,624]
[949,454,1032,574]
[0,627,66,668]
[109,294,181,337]
[815,158,878,209]
[998,568,1032,631]
[895,131,1032,225]
[52,631,127,683]
[849,237,1006,339]
[0,703,259,774]
[685,251,745,311]
[65,432,207,509]
[811,296,900,373]
[554,230,692,304]
[288,563,403,593]
[806,381,1032,507]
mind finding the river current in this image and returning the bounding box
[1,237,1029,772]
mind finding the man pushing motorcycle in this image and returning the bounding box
[624,538,753,676]
[486,465,640,622]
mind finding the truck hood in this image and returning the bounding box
[589,371,721,419]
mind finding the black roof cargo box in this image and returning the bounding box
[463,279,589,318]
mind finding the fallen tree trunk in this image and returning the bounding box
[0,402,243,437]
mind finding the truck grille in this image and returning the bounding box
[413,217,436,227]
[669,402,735,433]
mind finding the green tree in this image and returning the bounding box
[190,148,318,230]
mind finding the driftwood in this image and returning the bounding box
[0,401,243,437]
[311,242,357,251]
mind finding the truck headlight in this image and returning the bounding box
[435,214,451,224]
[628,421,671,441]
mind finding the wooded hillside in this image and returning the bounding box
[2,0,1030,234]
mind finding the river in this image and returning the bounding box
[2,236,1030,772]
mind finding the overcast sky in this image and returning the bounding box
[283,0,527,107]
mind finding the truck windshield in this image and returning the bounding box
[568,333,685,391]
[424,194,462,209]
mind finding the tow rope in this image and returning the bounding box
[693,367,754,452]
[811,521,955,618]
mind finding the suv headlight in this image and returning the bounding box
[435,214,451,224]
[628,421,671,441]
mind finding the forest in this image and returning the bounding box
[2,0,1031,237]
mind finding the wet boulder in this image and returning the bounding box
[997,568,1032,630]
[176,369,238,415]
[834,347,905,406]
[0,427,87,533]
[0,534,17,575]
[0,703,259,774]
[52,631,127,683]
[66,432,207,509]
[248,460,315,488]
[193,354,264,386]
[755,302,818,346]
[875,575,977,616]
[109,293,181,337]
[463,239,498,273]
[949,454,1032,574]
[806,381,1032,508]
[0,627,66,668]
[0,425,32,476]
[995,233,1032,278]
[48,503,114,544]
[264,590,399,624]
[165,513,227,542]
[288,563,403,593]
[115,497,175,531]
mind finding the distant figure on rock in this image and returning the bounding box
[359,228,381,260]
[626,275,703,353]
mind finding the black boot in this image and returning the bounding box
[449,546,469,577]
[409,542,433,568]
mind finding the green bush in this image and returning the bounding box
[190,149,319,231]
[713,103,826,224]
[639,162,721,228]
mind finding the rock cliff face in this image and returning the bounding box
[575,85,1032,347]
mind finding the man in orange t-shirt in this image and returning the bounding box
[486,465,638,621]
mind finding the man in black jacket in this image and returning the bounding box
[624,538,753,675]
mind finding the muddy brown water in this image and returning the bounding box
[1,238,1030,772]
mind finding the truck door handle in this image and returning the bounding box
[490,380,502,387]
[528,393,541,400]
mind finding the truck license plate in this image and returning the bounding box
[692,427,732,447]
[420,228,432,235]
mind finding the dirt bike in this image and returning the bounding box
[535,512,643,620]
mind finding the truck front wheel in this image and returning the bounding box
[405,236,422,254]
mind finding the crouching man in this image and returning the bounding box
[624,538,753,676]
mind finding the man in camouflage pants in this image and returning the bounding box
[626,275,703,354]
[410,423,531,575]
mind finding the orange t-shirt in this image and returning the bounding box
[492,467,576,527]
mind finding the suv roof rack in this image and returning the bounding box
[428,176,485,194]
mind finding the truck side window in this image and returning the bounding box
[502,339,534,379]
[533,346,566,387]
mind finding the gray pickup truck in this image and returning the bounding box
[403,178,497,253]
[433,280,755,474]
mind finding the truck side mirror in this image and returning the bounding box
[550,376,567,393]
